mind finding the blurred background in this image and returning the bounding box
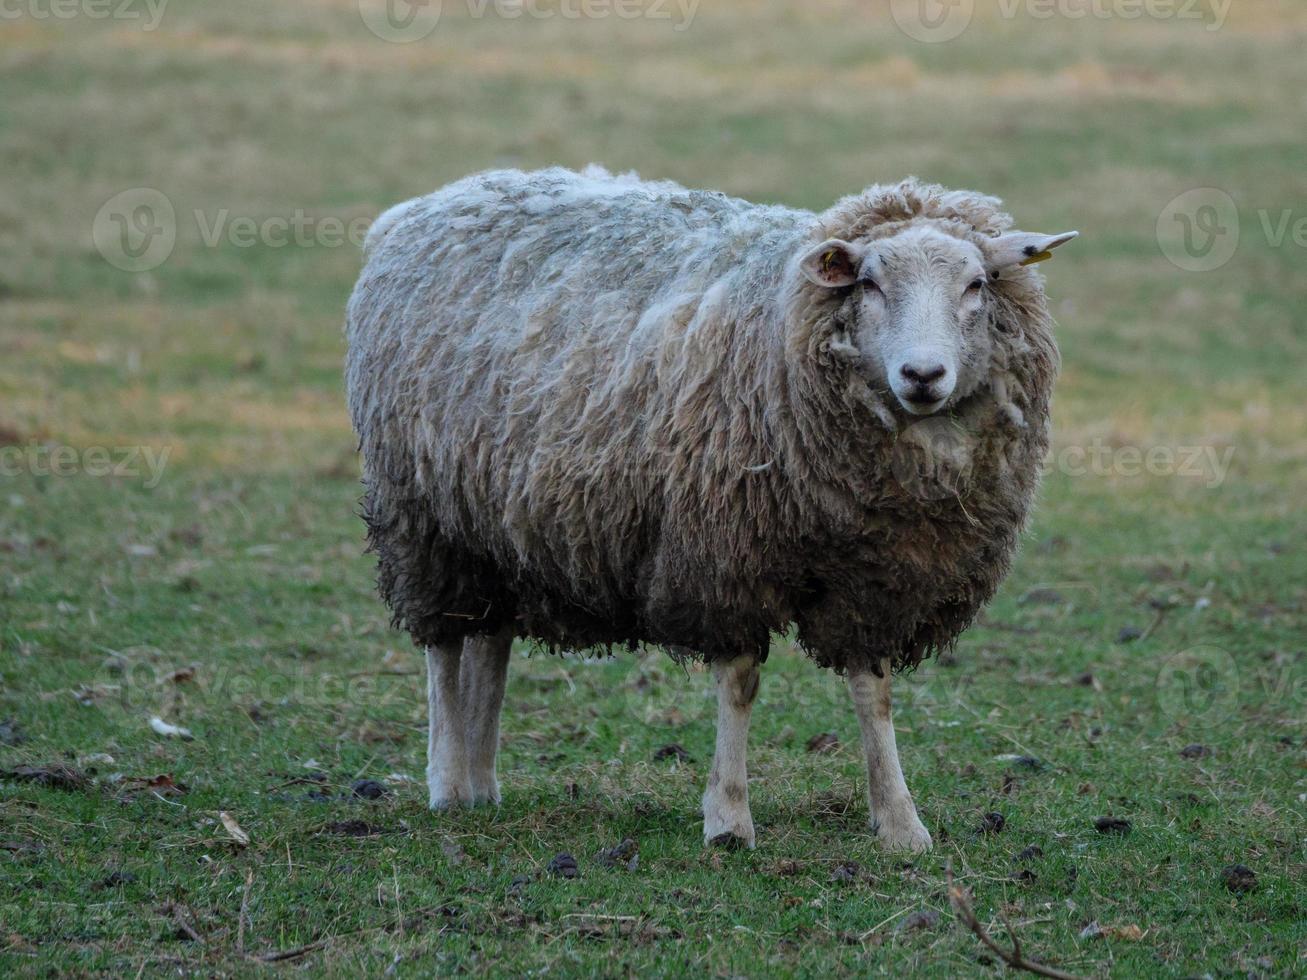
[4,0,1305,482]
[1,0,1303,974]
[4,0,1305,485]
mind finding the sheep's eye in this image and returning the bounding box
[860,277,883,295]
[965,277,985,293]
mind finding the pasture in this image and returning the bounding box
[1,0,1303,975]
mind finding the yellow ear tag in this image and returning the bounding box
[1019,250,1053,266]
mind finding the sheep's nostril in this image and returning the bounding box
[900,362,947,386]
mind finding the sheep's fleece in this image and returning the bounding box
[345,167,1058,675]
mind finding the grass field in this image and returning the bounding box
[1,0,1304,975]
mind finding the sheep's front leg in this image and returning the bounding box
[702,655,760,848]
[847,660,932,853]
[458,629,513,804]
[426,642,472,809]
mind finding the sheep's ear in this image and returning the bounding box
[985,231,1078,273]
[799,238,866,288]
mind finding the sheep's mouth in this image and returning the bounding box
[898,391,948,416]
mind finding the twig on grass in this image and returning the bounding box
[164,903,205,945]
[237,868,253,956]
[255,941,326,963]
[946,864,1086,980]
[246,904,456,964]
[1140,605,1169,642]
[856,905,914,942]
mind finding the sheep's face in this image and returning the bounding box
[800,225,1077,416]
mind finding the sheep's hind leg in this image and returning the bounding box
[847,660,932,852]
[702,655,760,848]
[459,628,513,805]
[426,643,472,809]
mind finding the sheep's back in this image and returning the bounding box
[345,168,809,655]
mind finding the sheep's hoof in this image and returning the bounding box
[467,775,501,806]
[427,776,474,811]
[873,814,933,853]
[428,795,470,811]
[703,807,756,849]
[706,831,753,850]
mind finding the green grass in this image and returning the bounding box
[1,1,1304,975]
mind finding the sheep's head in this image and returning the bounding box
[800,224,1077,416]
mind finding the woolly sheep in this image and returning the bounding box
[345,167,1076,851]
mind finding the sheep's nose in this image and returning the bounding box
[900,362,948,386]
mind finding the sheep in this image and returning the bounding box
[345,166,1076,851]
